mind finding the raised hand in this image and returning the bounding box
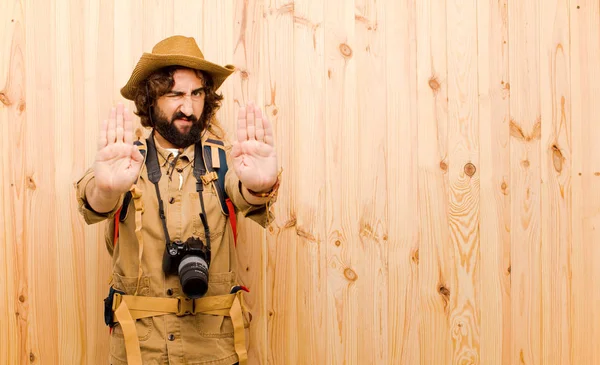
[231,101,278,193]
[90,103,144,208]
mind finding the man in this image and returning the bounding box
[75,35,279,365]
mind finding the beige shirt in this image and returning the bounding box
[75,131,272,365]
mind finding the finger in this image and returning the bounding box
[123,107,134,145]
[255,108,265,142]
[116,103,124,143]
[246,102,256,140]
[98,119,108,150]
[237,106,248,142]
[107,106,117,145]
[263,113,275,147]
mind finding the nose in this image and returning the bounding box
[180,96,193,116]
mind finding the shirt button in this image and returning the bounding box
[166,288,173,296]
[168,334,175,341]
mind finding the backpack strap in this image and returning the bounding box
[203,139,238,246]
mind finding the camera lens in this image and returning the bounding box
[178,254,209,299]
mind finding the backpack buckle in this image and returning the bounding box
[176,296,195,316]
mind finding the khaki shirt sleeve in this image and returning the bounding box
[224,168,275,228]
[74,168,124,225]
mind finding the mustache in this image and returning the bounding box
[171,111,198,123]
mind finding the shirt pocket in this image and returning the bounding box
[110,273,154,342]
[188,191,225,239]
[195,271,237,337]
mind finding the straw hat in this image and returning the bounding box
[120,35,235,100]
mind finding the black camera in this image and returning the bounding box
[162,237,210,299]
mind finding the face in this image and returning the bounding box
[152,69,206,149]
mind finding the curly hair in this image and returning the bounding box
[132,66,225,136]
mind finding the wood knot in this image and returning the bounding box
[268,226,274,233]
[0,91,11,106]
[272,108,278,116]
[595,172,600,176]
[464,163,476,177]
[240,70,249,79]
[339,43,353,58]
[18,100,26,114]
[412,248,419,265]
[284,216,297,228]
[328,69,332,79]
[521,159,530,168]
[27,176,36,190]
[344,268,358,281]
[438,285,450,298]
[507,265,511,274]
[501,181,508,195]
[30,352,35,362]
[552,145,564,173]
[334,240,341,246]
[428,76,440,93]
[19,295,25,303]
[439,161,448,172]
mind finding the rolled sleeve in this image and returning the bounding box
[74,168,124,225]
[224,169,275,228]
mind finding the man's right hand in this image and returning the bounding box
[86,103,144,213]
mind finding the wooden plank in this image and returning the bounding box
[200,0,235,134]
[476,0,511,364]
[262,1,298,364]
[323,0,359,363]
[81,1,115,363]
[508,0,542,363]
[384,0,420,363]
[570,1,600,364]
[54,0,87,362]
[231,1,268,364]
[141,0,174,51]
[291,1,326,364]
[415,0,453,362]
[354,1,388,364]
[0,1,27,364]
[539,0,572,364]
[446,0,481,363]
[113,0,142,107]
[24,0,59,363]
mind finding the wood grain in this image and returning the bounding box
[416,0,453,363]
[477,0,511,364]
[570,1,600,365]
[446,0,481,362]
[385,0,420,364]
[1,1,26,364]
[262,1,298,364]
[508,0,543,363]
[354,0,389,363]
[293,0,327,364]
[324,1,360,364]
[539,0,572,364]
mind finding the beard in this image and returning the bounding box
[151,107,206,148]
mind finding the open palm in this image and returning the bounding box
[231,102,278,193]
[93,104,144,196]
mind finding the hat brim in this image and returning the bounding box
[120,53,236,100]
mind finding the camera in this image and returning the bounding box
[162,237,210,299]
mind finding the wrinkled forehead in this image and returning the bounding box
[170,68,206,91]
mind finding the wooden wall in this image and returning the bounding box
[1,0,599,364]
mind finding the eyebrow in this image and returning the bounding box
[169,87,205,95]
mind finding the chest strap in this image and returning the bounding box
[112,291,248,365]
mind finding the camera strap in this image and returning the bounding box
[145,132,211,252]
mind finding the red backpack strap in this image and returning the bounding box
[226,198,237,246]
[113,206,122,246]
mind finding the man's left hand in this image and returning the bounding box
[231,101,278,193]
